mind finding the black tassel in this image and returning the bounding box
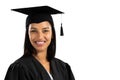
[60,23,64,36]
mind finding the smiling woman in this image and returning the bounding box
[28,21,52,53]
[4,6,75,80]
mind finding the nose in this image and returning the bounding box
[37,31,44,39]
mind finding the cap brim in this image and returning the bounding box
[11,6,64,15]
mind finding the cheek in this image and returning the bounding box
[46,32,52,41]
[28,33,35,42]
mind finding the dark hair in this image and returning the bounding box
[23,15,56,61]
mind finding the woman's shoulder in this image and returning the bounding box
[52,57,65,63]
[52,58,70,68]
[51,58,75,80]
[8,56,33,70]
[4,56,34,80]
[8,57,27,70]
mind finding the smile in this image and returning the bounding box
[35,41,45,46]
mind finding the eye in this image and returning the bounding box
[43,29,49,33]
[30,29,37,32]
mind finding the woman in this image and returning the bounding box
[5,6,75,80]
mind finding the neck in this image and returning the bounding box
[33,50,48,62]
[33,50,50,73]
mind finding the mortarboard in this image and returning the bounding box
[11,6,64,36]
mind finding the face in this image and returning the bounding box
[28,21,52,53]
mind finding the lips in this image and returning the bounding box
[35,41,45,46]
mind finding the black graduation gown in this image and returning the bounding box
[4,56,75,80]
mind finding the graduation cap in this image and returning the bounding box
[11,6,64,36]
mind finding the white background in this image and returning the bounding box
[0,0,120,80]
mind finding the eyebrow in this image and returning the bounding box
[42,27,50,29]
[30,26,50,29]
[31,27,37,29]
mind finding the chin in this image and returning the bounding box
[35,47,47,52]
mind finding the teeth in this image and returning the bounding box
[36,41,44,45]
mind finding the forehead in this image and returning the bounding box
[29,21,51,29]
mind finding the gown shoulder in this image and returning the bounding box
[4,57,31,80]
[52,58,72,69]
[51,58,75,80]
